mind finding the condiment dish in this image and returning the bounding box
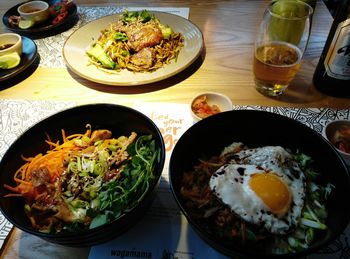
[323,119,350,166]
[17,0,49,24]
[190,92,233,122]
[0,33,22,56]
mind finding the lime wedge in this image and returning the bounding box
[0,52,21,69]
[18,19,34,29]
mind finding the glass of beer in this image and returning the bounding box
[253,0,313,96]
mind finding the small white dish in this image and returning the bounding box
[322,120,350,166]
[190,92,233,122]
[0,33,22,56]
[17,0,49,24]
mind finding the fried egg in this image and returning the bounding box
[209,146,306,234]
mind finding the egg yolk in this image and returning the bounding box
[249,173,291,215]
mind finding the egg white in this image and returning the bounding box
[209,146,306,234]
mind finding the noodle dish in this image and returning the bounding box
[86,10,184,73]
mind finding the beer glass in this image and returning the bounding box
[253,0,313,96]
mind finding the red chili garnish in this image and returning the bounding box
[8,15,21,27]
[332,124,350,154]
[52,11,68,25]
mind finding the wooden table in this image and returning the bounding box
[0,1,348,258]
[1,0,349,109]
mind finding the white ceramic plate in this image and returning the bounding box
[63,11,203,86]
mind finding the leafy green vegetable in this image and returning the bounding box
[54,133,161,231]
[295,152,319,180]
[122,10,139,23]
[88,135,160,229]
[274,152,334,253]
[139,10,153,22]
[113,32,128,42]
[294,152,312,168]
[122,10,154,23]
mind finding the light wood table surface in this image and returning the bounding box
[1,0,349,109]
[0,1,349,259]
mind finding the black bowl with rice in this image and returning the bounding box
[169,110,350,258]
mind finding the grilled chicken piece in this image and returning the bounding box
[119,132,137,150]
[90,129,112,143]
[126,23,163,52]
[130,47,154,69]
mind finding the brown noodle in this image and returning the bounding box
[87,16,184,73]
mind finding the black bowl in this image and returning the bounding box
[0,103,165,247]
[169,110,350,258]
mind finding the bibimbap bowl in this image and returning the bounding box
[169,110,350,258]
[0,103,165,247]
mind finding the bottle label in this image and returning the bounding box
[324,18,350,80]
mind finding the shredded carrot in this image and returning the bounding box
[62,129,67,142]
[4,127,92,198]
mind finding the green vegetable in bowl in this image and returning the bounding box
[4,126,161,233]
[89,135,161,228]
[86,44,116,69]
[273,152,334,253]
[122,10,154,23]
[159,24,173,39]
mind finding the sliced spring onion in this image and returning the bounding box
[305,228,314,244]
[301,218,327,229]
[324,183,335,199]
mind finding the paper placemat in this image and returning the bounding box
[0,99,349,258]
[35,6,190,68]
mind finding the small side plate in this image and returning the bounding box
[0,36,37,82]
[2,0,78,36]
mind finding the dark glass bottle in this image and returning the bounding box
[313,0,350,97]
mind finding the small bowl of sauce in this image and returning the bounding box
[0,33,22,56]
[190,92,233,122]
[17,0,49,24]
[0,44,14,51]
[323,120,350,166]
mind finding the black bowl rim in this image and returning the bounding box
[169,109,350,258]
[0,103,166,238]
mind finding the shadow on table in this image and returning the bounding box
[0,55,40,92]
[66,48,206,95]
[256,73,330,106]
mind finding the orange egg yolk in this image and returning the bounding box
[249,173,291,215]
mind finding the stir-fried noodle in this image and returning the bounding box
[86,10,184,73]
